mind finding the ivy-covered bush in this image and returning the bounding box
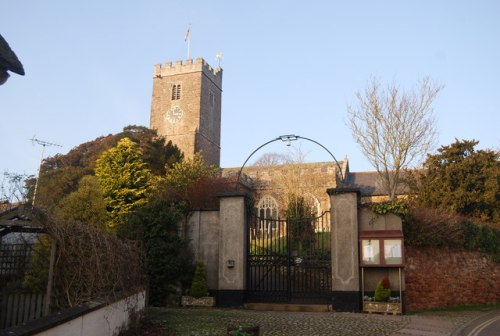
[403,205,500,261]
[122,196,193,306]
[370,199,409,218]
[189,262,209,298]
[374,277,391,302]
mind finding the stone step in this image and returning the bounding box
[244,303,333,312]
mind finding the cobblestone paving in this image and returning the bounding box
[148,307,410,336]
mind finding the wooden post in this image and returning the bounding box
[43,237,56,316]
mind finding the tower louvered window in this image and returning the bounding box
[171,84,181,100]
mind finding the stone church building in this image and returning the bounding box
[149,57,405,312]
[149,57,388,214]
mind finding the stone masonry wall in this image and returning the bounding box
[223,162,341,215]
[404,247,500,311]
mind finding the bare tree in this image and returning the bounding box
[252,144,310,166]
[1,171,30,204]
[252,152,294,166]
[347,77,443,200]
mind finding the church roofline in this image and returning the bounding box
[153,57,222,88]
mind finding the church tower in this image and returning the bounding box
[150,58,223,167]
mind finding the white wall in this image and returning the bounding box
[35,291,146,336]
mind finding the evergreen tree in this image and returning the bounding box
[27,126,181,210]
[55,175,107,229]
[189,262,209,298]
[408,139,499,222]
[123,193,193,306]
[164,152,222,208]
[286,194,316,253]
[95,137,151,233]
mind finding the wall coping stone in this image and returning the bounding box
[0,290,145,336]
[217,191,249,198]
[327,187,361,195]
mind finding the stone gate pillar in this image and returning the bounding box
[328,188,360,312]
[217,192,247,306]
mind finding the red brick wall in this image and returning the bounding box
[404,247,500,311]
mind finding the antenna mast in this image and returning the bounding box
[30,136,62,208]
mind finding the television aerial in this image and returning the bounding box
[30,136,62,207]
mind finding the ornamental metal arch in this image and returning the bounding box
[235,134,345,189]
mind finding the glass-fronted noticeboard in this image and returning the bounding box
[360,231,404,267]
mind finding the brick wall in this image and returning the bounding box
[404,247,500,311]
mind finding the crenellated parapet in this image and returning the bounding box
[153,57,223,88]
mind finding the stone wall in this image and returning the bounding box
[404,247,500,311]
[187,210,220,290]
[223,162,342,215]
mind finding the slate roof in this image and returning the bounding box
[0,205,44,237]
[345,171,386,196]
[0,34,24,75]
[344,170,410,196]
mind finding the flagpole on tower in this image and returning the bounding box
[184,24,191,59]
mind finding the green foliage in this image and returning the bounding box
[189,262,209,298]
[165,152,220,192]
[403,205,500,261]
[286,194,316,253]
[29,126,182,210]
[250,232,331,257]
[28,166,92,210]
[460,220,500,255]
[120,125,183,175]
[164,152,222,208]
[55,175,107,229]
[22,235,51,292]
[96,137,151,233]
[122,193,193,306]
[370,199,409,218]
[374,277,391,301]
[408,139,499,222]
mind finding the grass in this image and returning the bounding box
[249,232,331,256]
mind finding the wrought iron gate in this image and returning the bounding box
[246,211,331,303]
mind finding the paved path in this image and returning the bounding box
[391,316,455,335]
[149,307,497,336]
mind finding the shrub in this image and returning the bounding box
[374,276,391,302]
[189,262,209,298]
[403,204,500,261]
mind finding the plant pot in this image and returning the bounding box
[181,295,216,307]
[363,301,401,315]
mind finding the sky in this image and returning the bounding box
[1,0,499,179]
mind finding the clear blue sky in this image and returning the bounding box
[1,0,499,177]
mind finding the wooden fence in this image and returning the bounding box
[0,290,46,329]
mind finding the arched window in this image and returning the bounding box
[304,193,321,217]
[171,84,181,100]
[256,195,279,238]
[257,195,278,219]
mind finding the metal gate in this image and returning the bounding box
[246,211,331,303]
